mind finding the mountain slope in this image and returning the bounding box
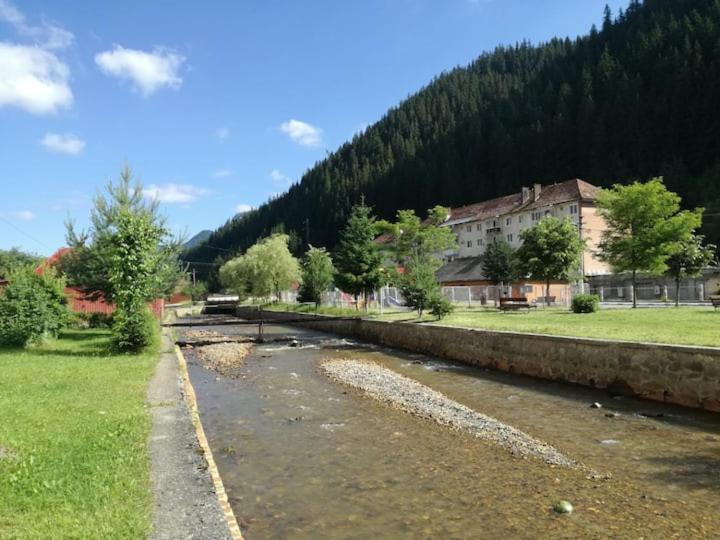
[182,230,212,250]
[186,0,720,277]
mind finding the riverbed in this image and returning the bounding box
[177,316,720,539]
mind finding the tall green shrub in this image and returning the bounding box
[0,267,70,347]
[298,246,335,307]
[109,209,162,352]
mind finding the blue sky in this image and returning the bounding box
[0,0,627,255]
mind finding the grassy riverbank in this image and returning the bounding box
[0,329,157,538]
[265,303,719,347]
[380,307,719,347]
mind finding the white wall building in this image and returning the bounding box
[442,178,610,278]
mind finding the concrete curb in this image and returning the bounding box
[175,346,244,540]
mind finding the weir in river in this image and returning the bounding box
[176,315,720,539]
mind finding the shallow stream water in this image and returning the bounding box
[177,317,720,539]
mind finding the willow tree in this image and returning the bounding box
[219,234,300,302]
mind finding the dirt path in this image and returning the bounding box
[146,333,233,539]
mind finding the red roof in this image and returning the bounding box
[448,179,600,223]
[35,247,72,275]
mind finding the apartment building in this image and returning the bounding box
[439,179,610,288]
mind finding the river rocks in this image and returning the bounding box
[553,500,574,514]
[196,342,255,378]
[590,402,603,409]
[320,358,590,470]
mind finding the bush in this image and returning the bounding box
[571,294,600,314]
[429,295,454,320]
[111,305,157,352]
[0,267,70,347]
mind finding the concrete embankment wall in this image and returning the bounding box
[236,307,720,412]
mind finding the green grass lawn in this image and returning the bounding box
[262,302,719,347]
[0,329,158,539]
[378,306,720,347]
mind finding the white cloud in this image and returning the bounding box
[269,169,291,186]
[0,0,74,50]
[142,183,208,204]
[280,119,323,148]
[12,210,35,221]
[0,42,73,114]
[213,168,232,178]
[235,204,252,213]
[41,132,85,155]
[95,45,185,96]
[215,127,230,141]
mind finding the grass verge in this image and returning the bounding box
[260,303,719,347]
[0,329,158,538]
[378,306,720,347]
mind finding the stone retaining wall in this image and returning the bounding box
[237,307,720,412]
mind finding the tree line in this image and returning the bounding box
[185,0,720,284]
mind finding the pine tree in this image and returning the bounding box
[334,204,384,310]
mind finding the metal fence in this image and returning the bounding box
[587,284,707,303]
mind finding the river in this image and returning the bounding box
[177,316,720,539]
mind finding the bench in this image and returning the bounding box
[498,297,537,312]
[711,296,720,310]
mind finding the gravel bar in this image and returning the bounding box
[321,358,582,469]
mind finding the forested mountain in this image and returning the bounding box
[185,0,720,278]
[182,230,212,250]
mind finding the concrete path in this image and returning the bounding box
[147,334,232,539]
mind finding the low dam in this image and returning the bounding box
[176,315,720,538]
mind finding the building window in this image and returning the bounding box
[476,239,483,246]
[507,234,513,243]
[570,204,578,215]
[466,225,472,232]
[531,211,541,221]
[466,241,472,248]
[476,223,481,231]
[506,217,512,226]
[518,215,524,224]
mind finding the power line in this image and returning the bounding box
[0,215,53,251]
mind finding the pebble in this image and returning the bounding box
[553,500,573,514]
[590,402,603,409]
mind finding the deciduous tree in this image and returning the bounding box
[516,216,585,306]
[665,234,716,307]
[597,178,702,307]
[298,246,335,307]
[219,234,300,301]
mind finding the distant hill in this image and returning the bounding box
[183,230,212,250]
[185,0,720,280]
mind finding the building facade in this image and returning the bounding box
[442,178,610,277]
